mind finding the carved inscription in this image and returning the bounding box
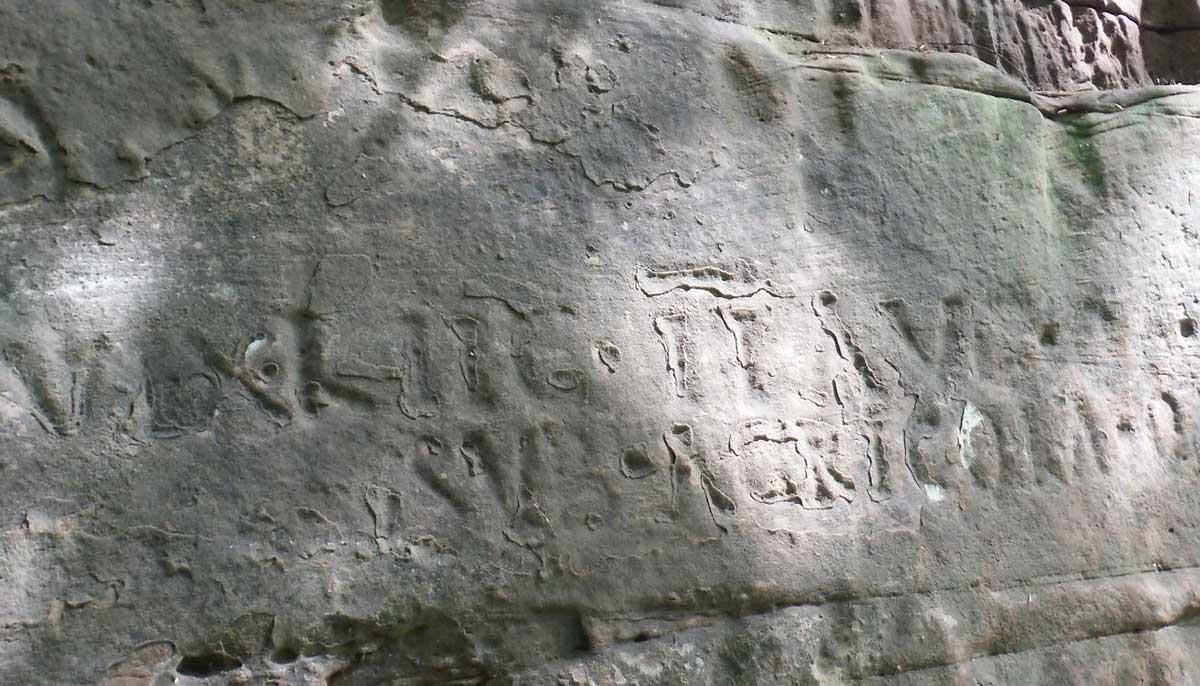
[445,315,481,392]
[881,296,1037,492]
[728,418,863,510]
[9,255,1186,552]
[637,264,794,298]
[654,312,693,398]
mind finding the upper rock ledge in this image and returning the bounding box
[1,0,1197,207]
[639,0,1200,89]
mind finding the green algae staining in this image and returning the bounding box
[831,74,858,139]
[1059,117,1107,194]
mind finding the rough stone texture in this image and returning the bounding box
[2,1,1200,684]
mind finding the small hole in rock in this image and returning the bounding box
[819,291,837,306]
[1181,318,1195,338]
[272,646,301,664]
[176,653,242,677]
[261,362,279,378]
[1039,323,1059,346]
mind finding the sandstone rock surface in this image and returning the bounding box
[2,1,1200,684]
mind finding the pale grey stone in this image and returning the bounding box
[1,1,1199,684]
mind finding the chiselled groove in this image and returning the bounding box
[812,291,881,390]
[445,315,481,392]
[653,312,691,398]
[2,350,76,437]
[1160,391,1184,435]
[717,304,756,368]
[291,313,383,413]
[582,167,698,193]
[662,423,693,517]
[637,265,794,299]
[462,277,542,318]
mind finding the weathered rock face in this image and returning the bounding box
[2,1,1199,684]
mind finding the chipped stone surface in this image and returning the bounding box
[1,1,1199,684]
